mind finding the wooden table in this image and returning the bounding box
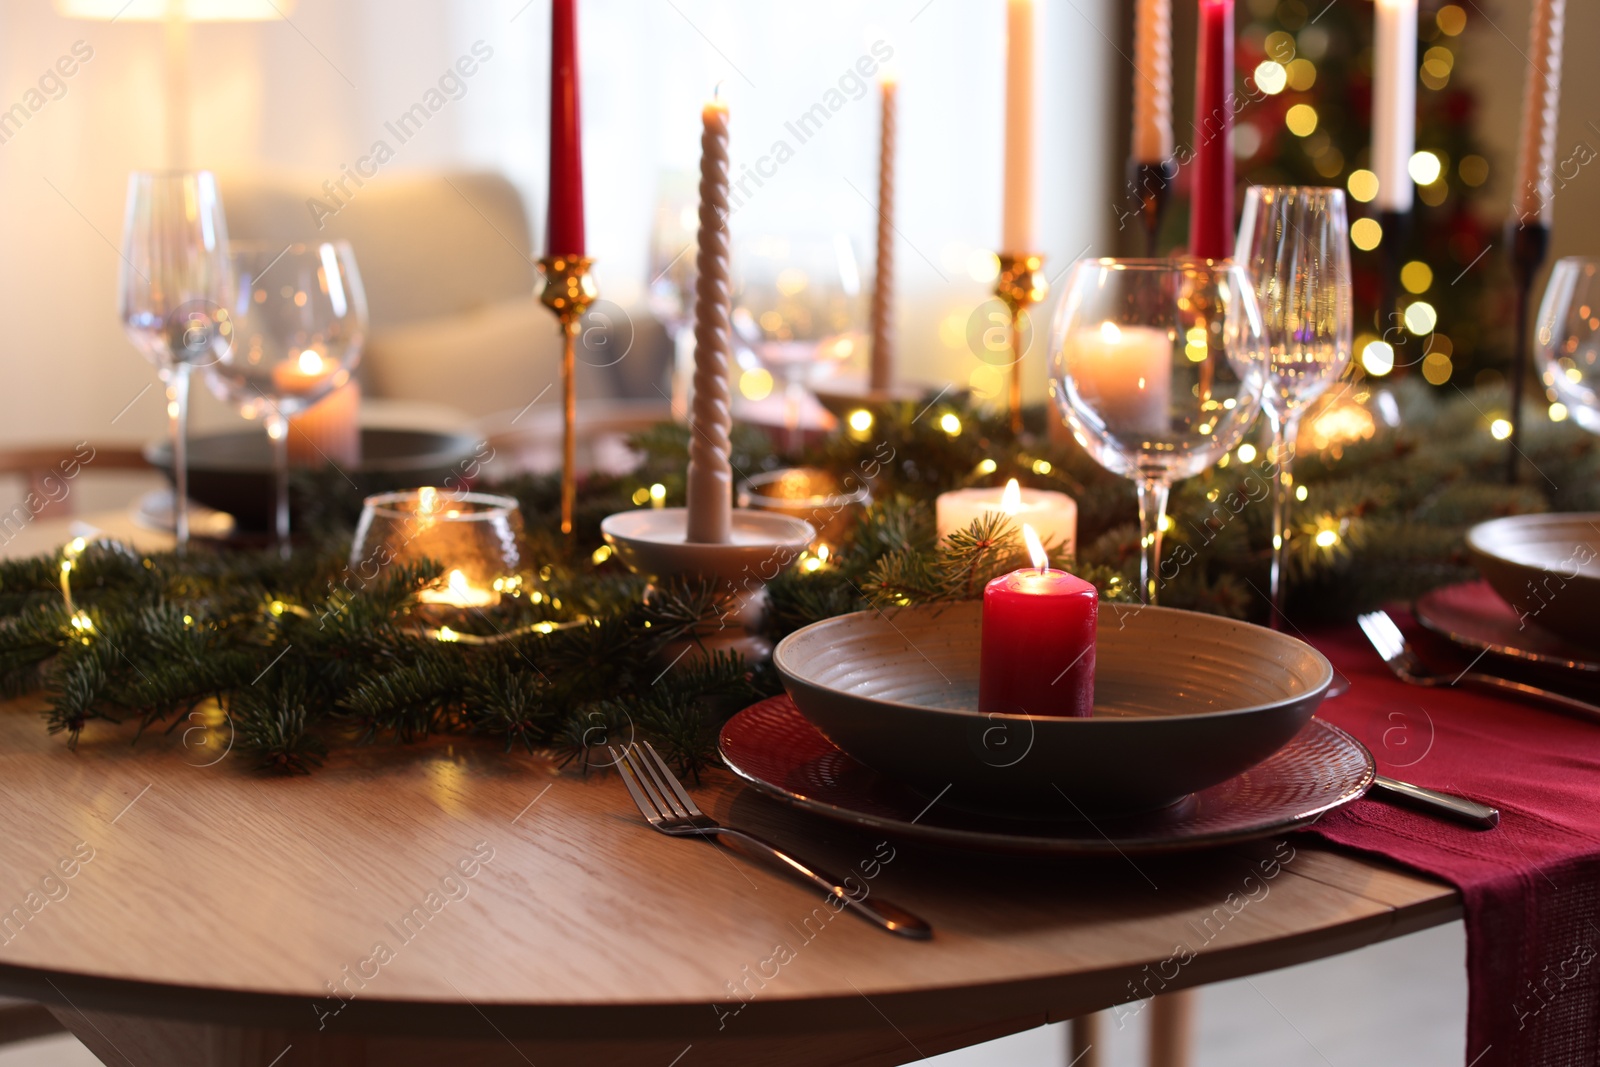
[0,695,1458,1067]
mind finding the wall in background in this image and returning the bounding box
[0,0,1115,454]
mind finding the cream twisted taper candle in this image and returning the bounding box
[1512,0,1565,226]
[869,77,897,392]
[685,97,733,545]
[1131,0,1173,164]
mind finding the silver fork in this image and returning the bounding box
[1358,609,1600,724]
[611,741,932,940]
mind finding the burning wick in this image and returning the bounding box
[1022,522,1048,574]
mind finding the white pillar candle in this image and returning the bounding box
[1062,322,1172,436]
[1371,0,1417,212]
[936,478,1077,557]
[1131,0,1173,164]
[1001,0,1035,252]
[1512,0,1566,226]
[685,96,734,544]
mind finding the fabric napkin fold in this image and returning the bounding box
[1305,606,1600,1067]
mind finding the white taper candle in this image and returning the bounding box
[1512,0,1566,226]
[1372,0,1417,212]
[1001,0,1036,252]
[1131,0,1173,164]
[870,76,897,392]
[685,98,733,545]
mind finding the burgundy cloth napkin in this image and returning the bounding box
[1303,609,1600,1067]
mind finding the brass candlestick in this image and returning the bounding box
[537,254,598,535]
[994,252,1048,434]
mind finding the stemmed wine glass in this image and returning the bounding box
[1050,259,1267,604]
[118,171,234,550]
[732,233,861,450]
[1536,257,1600,434]
[204,241,367,553]
[1235,186,1353,627]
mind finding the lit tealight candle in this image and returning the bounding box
[416,568,499,610]
[979,524,1097,717]
[935,477,1077,556]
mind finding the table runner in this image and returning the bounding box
[1305,606,1600,1067]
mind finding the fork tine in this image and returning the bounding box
[620,743,681,819]
[632,742,692,819]
[642,740,704,818]
[611,747,662,823]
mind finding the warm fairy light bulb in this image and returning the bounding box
[1001,478,1022,513]
[1022,522,1048,571]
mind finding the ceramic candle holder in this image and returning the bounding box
[600,507,815,662]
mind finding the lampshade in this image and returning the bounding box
[53,0,292,19]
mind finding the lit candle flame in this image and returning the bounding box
[1022,522,1048,572]
[1001,478,1022,513]
[297,349,324,375]
[1099,320,1123,343]
[447,569,471,599]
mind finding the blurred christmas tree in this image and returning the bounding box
[1160,2,1525,399]
[1237,0,1505,391]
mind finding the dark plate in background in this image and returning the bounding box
[145,428,484,532]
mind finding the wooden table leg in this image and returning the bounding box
[1148,990,1194,1067]
[1067,1012,1102,1066]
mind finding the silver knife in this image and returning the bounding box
[1370,775,1500,829]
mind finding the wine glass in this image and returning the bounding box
[1235,186,1353,627]
[204,241,367,552]
[1049,258,1267,604]
[118,171,234,550]
[732,233,862,450]
[646,170,699,416]
[1536,257,1600,434]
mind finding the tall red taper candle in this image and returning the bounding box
[546,0,585,255]
[1188,0,1234,260]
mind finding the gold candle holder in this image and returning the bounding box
[994,252,1047,434]
[537,254,598,535]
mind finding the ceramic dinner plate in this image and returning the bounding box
[773,601,1333,814]
[1467,512,1600,649]
[1415,580,1600,674]
[719,696,1374,856]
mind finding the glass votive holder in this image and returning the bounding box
[738,467,871,556]
[350,489,527,625]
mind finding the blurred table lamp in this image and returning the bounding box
[53,0,292,167]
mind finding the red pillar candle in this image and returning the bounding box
[546,0,585,255]
[1188,0,1234,260]
[979,526,1097,718]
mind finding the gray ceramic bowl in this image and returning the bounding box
[1468,513,1600,648]
[773,601,1333,815]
